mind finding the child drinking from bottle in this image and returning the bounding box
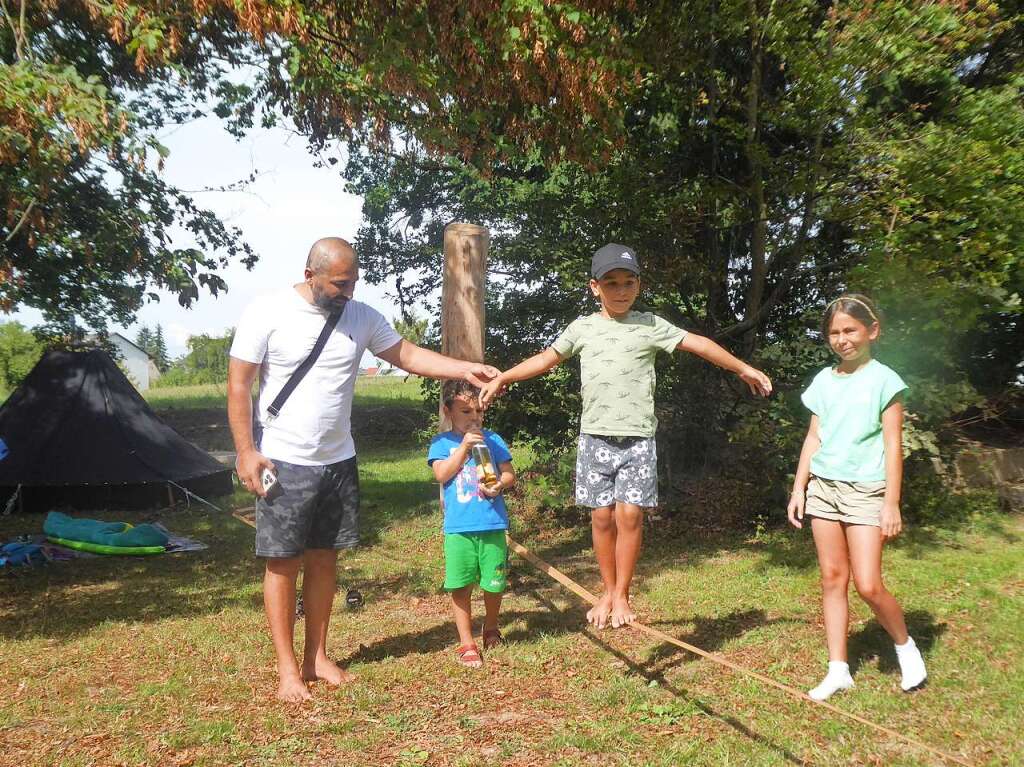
[428,380,515,667]
[788,294,927,700]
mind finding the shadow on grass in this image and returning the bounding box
[335,558,808,765]
[847,610,947,677]
[525,586,813,766]
[337,603,579,666]
[642,610,803,673]
[0,508,261,641]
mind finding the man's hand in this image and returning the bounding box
[739,365,773,397]
[479,375,507,408]
[787,489,805,529]
[462,362,501,388]
[236,447,276,497]
[880,503,902,540]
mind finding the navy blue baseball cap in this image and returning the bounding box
[591,243,641,279]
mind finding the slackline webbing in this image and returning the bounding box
[506,534,971,767]
[228,509,970,765]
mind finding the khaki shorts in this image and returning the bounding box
[805,476,886,527]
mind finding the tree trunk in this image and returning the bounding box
[440,222,488,428]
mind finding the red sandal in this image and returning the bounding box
[482,629,503,650]
[456,643,482,667]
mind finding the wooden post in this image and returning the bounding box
[439,222,489,428]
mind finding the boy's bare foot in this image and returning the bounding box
[610,596,636,628]
[277,672,312,703]
[587,594,613,629]
[301,656,356,685]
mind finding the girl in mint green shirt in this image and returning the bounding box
[787,294,927,701]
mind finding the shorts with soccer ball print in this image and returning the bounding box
[574,434,658,509]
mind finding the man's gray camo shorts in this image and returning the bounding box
[574,434,658,508]
[255,457,359,558]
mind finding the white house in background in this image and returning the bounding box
[86,333,159,391]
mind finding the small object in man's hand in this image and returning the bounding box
[261,467,284,501]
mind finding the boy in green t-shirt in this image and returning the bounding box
[481,244,773,629]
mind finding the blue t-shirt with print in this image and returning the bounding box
[427,429,512,534]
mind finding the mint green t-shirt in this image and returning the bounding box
[551,311,687,438]
[800,359,908,482]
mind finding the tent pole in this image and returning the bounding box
[166,480,222,512]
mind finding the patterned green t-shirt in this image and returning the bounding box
[551,311,687,438]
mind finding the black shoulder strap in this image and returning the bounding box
[266,306,343,419]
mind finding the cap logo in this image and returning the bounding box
[621,252,633,259]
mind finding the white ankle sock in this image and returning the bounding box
[808,661,854,701]
[895,637,927,691]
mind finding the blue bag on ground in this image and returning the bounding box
[0,541,46,567]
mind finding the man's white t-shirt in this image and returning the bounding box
[230,288,402,465]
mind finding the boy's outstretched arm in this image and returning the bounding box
[479,348,563,407]
[677,333,772,396]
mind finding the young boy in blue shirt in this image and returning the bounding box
[481,244,772,629]
[428,380,515,668]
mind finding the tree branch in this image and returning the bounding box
[4,198,35,243]
[0,0,25,60]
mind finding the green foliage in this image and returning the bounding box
[151,325,169,372]
[902,464,1003,526]
[1,2,257,335]
[135,324,169,372]
[135,326,153,357]
[0,321,43,393]
[343,0,1024,499]
[392,313,428,347]
[511,447,579,532]
[154,329,233,387]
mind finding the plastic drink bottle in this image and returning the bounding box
[471,443,498,486]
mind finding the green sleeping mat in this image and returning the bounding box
[43,511,168,555]
[45,536,166,556]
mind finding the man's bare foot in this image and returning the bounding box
[301,656,356,685]
[278,672,312,703]
[587,594,613,630]
[610,595,636,628]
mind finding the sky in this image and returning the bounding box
[8,116,406,363]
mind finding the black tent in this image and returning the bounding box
[0,350,233,513]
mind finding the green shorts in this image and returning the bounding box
[443,530,508,593]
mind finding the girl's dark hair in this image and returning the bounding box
[821,293,881,337]
[441,379,481,409]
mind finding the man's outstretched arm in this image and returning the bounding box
[376,339,500,386]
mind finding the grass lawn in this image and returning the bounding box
[0,385,1021,766]
[145,376,425,410]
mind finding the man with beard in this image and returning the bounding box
[228,237,499,702]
